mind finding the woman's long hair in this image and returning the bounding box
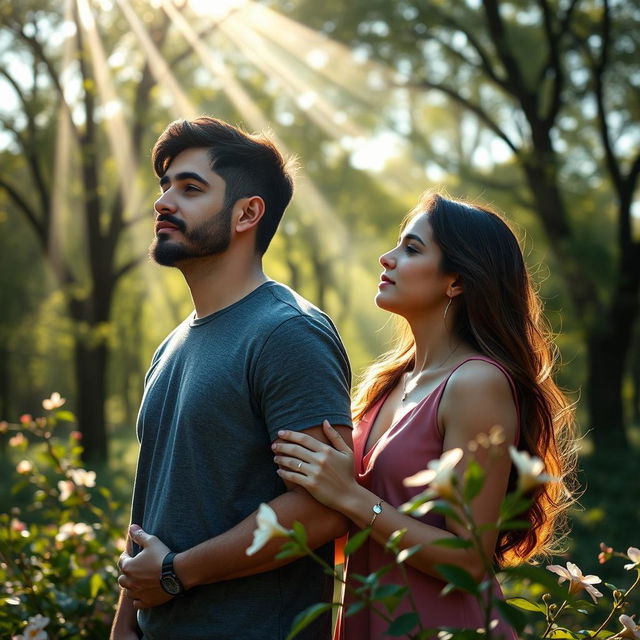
[352,192,577,565]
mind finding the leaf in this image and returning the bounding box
[384,528,407,553]
[500,493,533,521]
[345,601,365,617]
[493,599,527,633]
[89,572,104,599]
[344,528,371,557]
[546,630,580,639]
[372,584,408,614]
[506,597,545,613]
[463,460,486,502]
[396,544,421,564]
[286,602,336,640]
[275,541,304,561]
[385,612,419,636]
[427,501,464,525]
[291,521,307,547]
[435,564,478,595]
[372,584,407,600]
[431,537,473,549]
[55,410,76,423]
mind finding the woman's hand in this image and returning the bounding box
[273,420,356,511]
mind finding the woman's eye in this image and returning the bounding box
[405,245,419,255]
[185,185,200,192]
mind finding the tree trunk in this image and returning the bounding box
[587,323,631,450]
[73,336,109,462]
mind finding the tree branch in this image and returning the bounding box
[424,7,508,91]
[537,0,565,127]
[481,0,530,100]
[114,253,147,283]
[0,176,45,248]
[411,79,519,154]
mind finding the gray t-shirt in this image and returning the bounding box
[132,281,352,639]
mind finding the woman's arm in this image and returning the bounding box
[274,360,518,583]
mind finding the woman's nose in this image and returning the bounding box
[379,250,395,268]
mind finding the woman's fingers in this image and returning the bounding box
[272,441,315,461]
[274,454,309,472]
[276,429,323,450]
[322,420,351,453]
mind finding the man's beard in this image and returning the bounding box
[150,204,233,266]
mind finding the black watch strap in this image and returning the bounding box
[162,551,178,573]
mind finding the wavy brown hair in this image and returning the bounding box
[353,192,577,565]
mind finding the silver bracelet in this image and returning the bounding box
[369,500,383,527]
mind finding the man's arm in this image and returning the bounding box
[118,424,352,608]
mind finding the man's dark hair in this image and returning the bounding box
[152,117,295,255]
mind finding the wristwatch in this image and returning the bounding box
[159,551,184,596]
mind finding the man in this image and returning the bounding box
[111,117,352,640]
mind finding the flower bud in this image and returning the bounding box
[542,593,552,603]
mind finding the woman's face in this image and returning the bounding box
[375,213,453,318]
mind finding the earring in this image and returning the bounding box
[443,297,453,324]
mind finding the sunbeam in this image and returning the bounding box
[114,0,198,119]
[49,0,77,275]
[76,0,141,217]
[219,18,365,139]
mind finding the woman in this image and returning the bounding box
[273,193,576,639]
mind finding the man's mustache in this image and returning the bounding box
[156,214,187,233]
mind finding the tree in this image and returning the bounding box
[0,0,220,460]
[287,0,640,447]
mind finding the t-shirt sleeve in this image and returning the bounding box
[253,315,353,441]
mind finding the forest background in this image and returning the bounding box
[0,0,639,630]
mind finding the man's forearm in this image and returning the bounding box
[110,590,139,639]
[174,488,349,589]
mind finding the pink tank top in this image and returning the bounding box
[336,356,520,640]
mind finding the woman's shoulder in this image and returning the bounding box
[446,356,515,396]
[439,357,518,436]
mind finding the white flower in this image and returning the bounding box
[624,547,640,571]
[614,614,640,639]
[68,468,96,487]
[15,615,50,640]
[509,446,559,493]
[57,480,74,502]
[403,448,463,500]
[546,561,603,603]
[16,460,33,474]
[246,503,289,556]
[42,392,65,411]
[56,522,95,542]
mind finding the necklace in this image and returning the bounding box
[401,342,462,402]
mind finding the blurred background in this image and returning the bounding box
[1,0,638,579]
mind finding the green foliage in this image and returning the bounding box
[0,407,123,639]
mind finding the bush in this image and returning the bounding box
[0,395,124,639]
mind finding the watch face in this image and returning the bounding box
[160,575,182,595]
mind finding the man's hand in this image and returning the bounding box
[117,525,174,609]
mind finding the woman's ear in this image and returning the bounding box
[235,196,265,233]
[447,276,463,298]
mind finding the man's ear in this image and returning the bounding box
[235,196,265,233]
[447,276,463,298]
